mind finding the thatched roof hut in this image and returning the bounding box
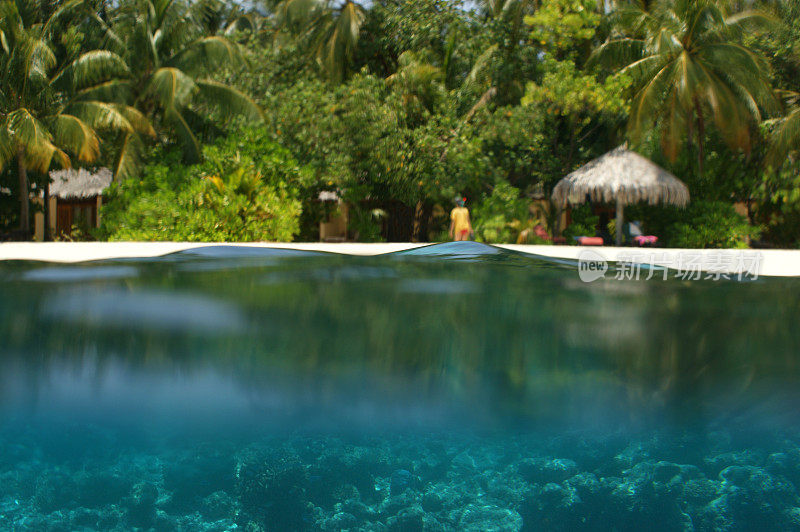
[552,146,689,208]
[552,146,689,245]
[49,167,113,200]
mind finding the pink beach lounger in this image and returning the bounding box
[633,235,658,246]
[574,236,604,246]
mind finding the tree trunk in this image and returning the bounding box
[384,201,414,242]
[412,200,433,242]
[694,97,705,176]
[44,179,51,241]
[17,150,29,239]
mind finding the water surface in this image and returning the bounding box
[1,242,799,531]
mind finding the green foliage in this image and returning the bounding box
[98,0,263,177]
[563,204,599,241]
[525,0,601,62]
[356,0,477,83]
[472,183,528,243]
[348,206,387,242]
[273,0,367,82]
[471,182,552,244]
[666,201,761,249]
[752,157,800,247]
[100,127,304,242]
[627,200,760,249]
[521,59,628,118]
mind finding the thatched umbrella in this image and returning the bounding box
[552,145,689,246]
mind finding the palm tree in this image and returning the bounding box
[593,0,777,174]
[272,0,366,82]
[192,0,268,36]
[386,51,444,124]
[768,90,800,166]
[480,0,536,22]
[0,0,153,238]
[97,0,263,177]
[464,0,537,110]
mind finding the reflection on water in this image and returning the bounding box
[44,288,247,333]
[1,242,800,531]
[21,265,139,282]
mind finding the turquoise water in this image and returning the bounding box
[1,242,800,531]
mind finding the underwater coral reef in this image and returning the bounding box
[2,424,799,531]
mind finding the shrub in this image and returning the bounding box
[472,183,529,243]
[100,128,306,242]
[562,204,599,242]
[666,201,760,249]
[348,206,387,242]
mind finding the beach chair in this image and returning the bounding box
[573,236,604,246]
[625,221,658,246]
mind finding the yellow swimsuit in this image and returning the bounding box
[450,207,470,235]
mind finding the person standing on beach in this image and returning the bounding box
[449,197,473,241]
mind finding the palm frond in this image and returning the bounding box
[90,12,127,55]
[144,67,198,109]
[464,44,498,92]
[50,114,101,162]
[725,10,776,30]
[168,35,243,75]
[41,0,85,37]
[313,1,365,81]
[8,108,70,172]
[22,36,57,83]
[0,29,10,54]
[164,105,201,162]
[589,38,645,70]
[114,132,146,181]
[112,104,156,137]
[52,50,130,91]
[75,79,133,103]
[195,80,264,122]
[628,60,676,139]
[64,101,136,133]
[617,54,664,85]
[0,123,15,170]
[7,108,53,151]
[604,0,776,162]
[274,0,321,29]
[769,105,800,167]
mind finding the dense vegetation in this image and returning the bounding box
[2,0,800,247]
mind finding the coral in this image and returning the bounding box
[125,481,159,528]
[202,490,236,521]
[458,504,523,532]
[517,458,578,484]
[3,430,800,531]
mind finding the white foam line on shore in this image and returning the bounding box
[0,242,429,262]
[1,242,799,277]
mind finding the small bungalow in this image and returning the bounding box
[34,167,113,241]
[318,190,349,242]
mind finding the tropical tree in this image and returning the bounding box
[767,90,800,166]
[273,0,366,82]
[0,0,153,237]
[189,0,269,36]
[466,0,539,107]
[593,0,777,174]
[97,0,263,178]
[386,51,444,124]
